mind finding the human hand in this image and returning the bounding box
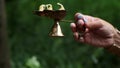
[70,13,116,48]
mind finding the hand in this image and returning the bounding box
[70,13,116,48]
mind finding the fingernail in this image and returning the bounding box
[77,14,83,19]
[77,14,87,23]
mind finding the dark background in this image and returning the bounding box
[3,0,120,68]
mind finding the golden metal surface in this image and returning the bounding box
[49,21,64,37]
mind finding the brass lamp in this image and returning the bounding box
[33,10,66,37]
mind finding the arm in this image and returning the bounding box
[106,29,120,56]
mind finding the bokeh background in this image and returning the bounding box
[2,0,120,68]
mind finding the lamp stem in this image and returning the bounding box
[61,20,73,23]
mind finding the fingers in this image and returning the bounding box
[71,13,86,42]
[70,23,78,40]
[77,19,86,32]
[77,20,85,28]
[70,23,77,32]
[75,13,103,30]
[70,23,85,42]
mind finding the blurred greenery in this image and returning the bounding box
[26,56,41,68]
[5,0,120,68]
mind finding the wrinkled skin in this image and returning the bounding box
[70,13,116,48]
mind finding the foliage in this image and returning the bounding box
[6,0,120,68]
[26,56,41,68]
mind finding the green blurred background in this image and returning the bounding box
[5,0,120,68]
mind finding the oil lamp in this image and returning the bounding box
[33,3,66,37]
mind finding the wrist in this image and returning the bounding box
[113,28,120,46]
[105,28,120,56]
